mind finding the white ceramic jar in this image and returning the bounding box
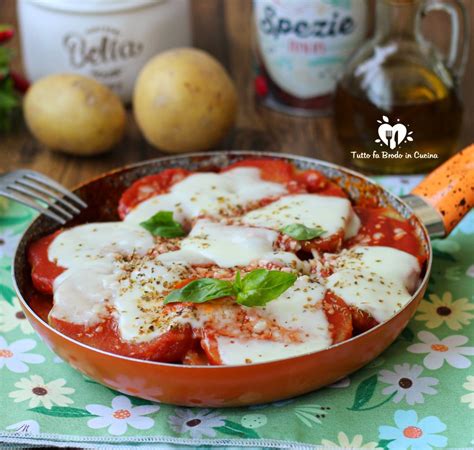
[18,0,192,102]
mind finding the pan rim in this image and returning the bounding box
[12,150,433,369]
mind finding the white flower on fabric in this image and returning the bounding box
[0,297,34,334]
[5,419,40,434]
[379,410,447,449]
[407,331,474,370]
[321,431,380,449]
[0,336,44,373]
[379,363,438,405]
[168,408,226,439]
[0,229,20,258]
[86,395,159,436]
[461,375,474,409]
[9,375,74,409]
[415,292,474,330]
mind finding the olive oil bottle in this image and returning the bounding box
[334,0,468,174]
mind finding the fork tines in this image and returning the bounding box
[0,170,87,225]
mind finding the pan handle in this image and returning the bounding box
[403,145,474,237]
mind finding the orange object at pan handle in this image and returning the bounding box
[410,145,474,236]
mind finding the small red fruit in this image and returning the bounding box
[254,75,268,97]
[0,25,14,43]
[10,71,30,93]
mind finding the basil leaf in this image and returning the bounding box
[164,269,297,307]
[164,278,234,304]
[280,223,325,240]
[234,271,242,292]
[140,211,186,238]
[236,269,297,307]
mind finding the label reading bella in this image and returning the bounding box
[63,29,144,69]
[254,0,367,99]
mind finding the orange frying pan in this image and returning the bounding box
[12,147,474,407]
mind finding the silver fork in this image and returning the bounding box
[0,170,87,224]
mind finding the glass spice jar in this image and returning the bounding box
[253,0,368,117]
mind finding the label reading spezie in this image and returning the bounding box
[254,0,367,98]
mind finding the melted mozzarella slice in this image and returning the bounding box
[217,276,331,364]
[48,222,154,269]
[327,269,413,323]
[326,246,421,323]
[256,276,327,332]
[51,253,191,341]
[159,219,298,268]
[114,258,190,342]
[122,193,189,225]
[329,246,421,292]
[242,194,359,238]
[124,167,288,225]
[345,209,361,239]
[216,337,327,365]
[51,263,117,326]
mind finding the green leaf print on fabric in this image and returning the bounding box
[215,420,259,439]
[377,438,395,449]
[30,406,95,418]
[0,284,16,304]
[348,375,396,411]
[0,214,32,227]
[349,375,378,410]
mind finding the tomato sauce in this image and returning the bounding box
[28,230,65,295]
[223,158,348,199]
[346,206,427,264]
[322,291,353,344]
[118,168,191,219]
[50,315,194,363]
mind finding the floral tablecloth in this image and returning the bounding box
[0,176,473,449]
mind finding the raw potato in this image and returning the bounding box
[133,48,238,153]
[24,74,126,156]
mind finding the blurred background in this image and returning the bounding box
[1,0,473,186]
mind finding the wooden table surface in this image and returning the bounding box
[1,0,473,188]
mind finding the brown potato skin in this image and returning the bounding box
[133,48,238,153]
[24,74,126,156]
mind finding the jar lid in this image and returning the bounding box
[26,0,166,14]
